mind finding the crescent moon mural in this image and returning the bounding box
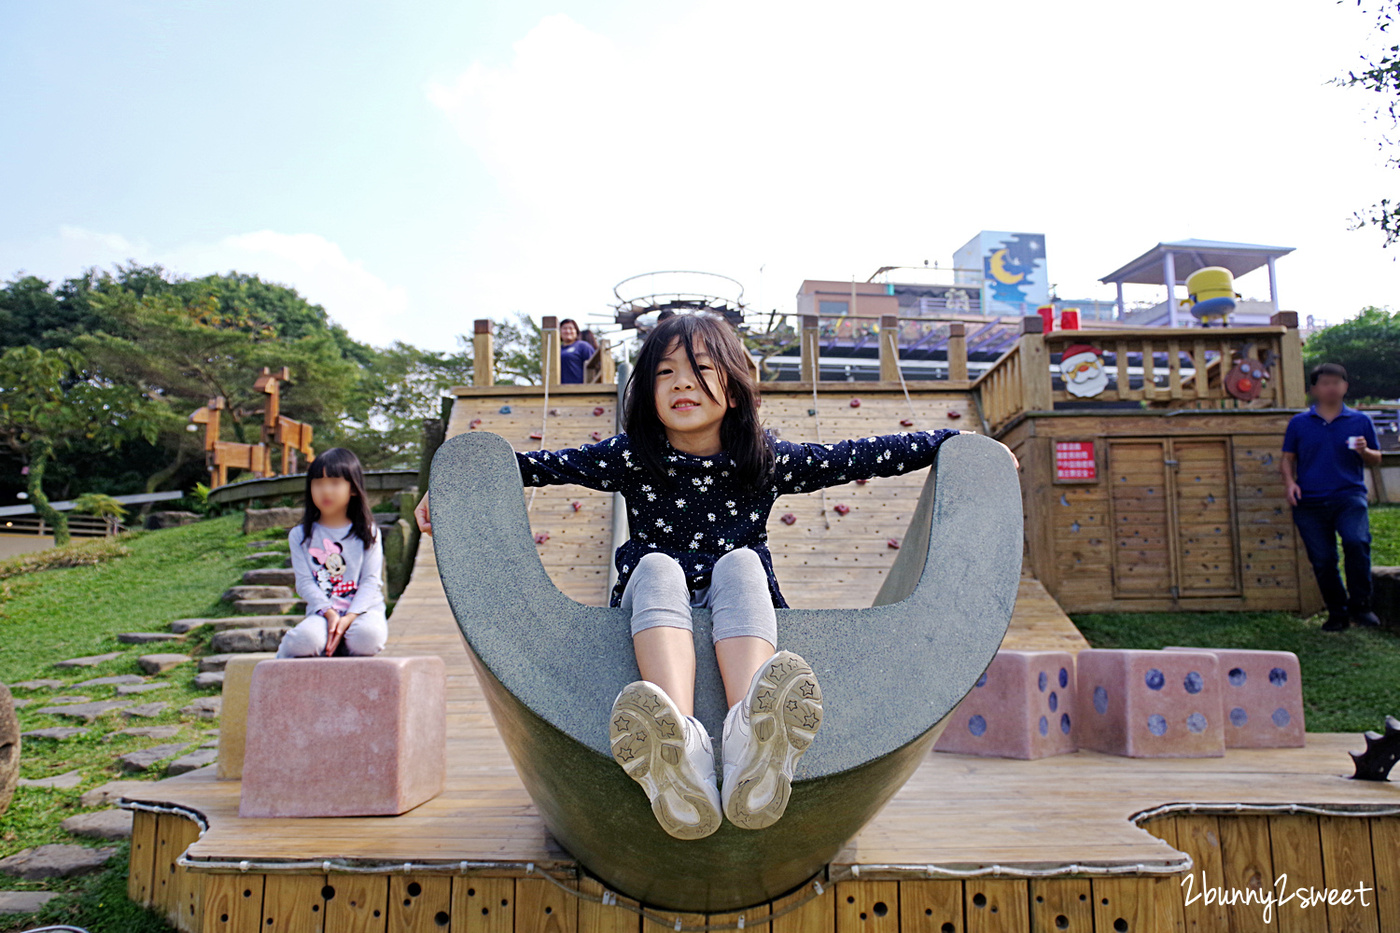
[430,429,1022,911]
[989,248,1025,285]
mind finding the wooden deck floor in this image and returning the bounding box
[130,534,1397,876]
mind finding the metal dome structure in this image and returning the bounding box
[611,270,747,330]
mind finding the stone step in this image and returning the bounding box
[117,632,186,645]
[171,615,298,634]
[242,567,295,587]
[137,653,190,674]
[0,844,116,880]
[223,585,296,602]
[233,598,305,615]
[210,628,287,654]
[61,809,133,840]
[194,671,225,689]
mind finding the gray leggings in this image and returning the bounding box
[620,548,777,644]
[277,609,389,658]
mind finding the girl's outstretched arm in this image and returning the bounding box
[517,435,630,491]
[771,428,964,495]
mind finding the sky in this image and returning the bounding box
[1,0,1396,352]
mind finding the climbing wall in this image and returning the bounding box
[447,389,619,607]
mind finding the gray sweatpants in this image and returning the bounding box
[276,608,389,658]
[620,548,777,644]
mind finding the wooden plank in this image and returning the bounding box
[1141,340,1157,400]
[519,876,579,933]
[260,874,327,933]
[203,873,265,933]
[1091,876,1183,933]
[835,880,899,933]
[1027,878,1091,933]
[388,875,453,932]
[1319,815,1381,933]
[1268,814,1328,933]
[1371,818,1400,933]
[1174,815,1229,932]
[1218,815,1274,933]
[455,877,516,933]
[168,815,204,933]
[963,879,1028,933]
[710,893,771,933]
[771,879,835,933]
[128,809,159,907]
[899,879,964,933]
[154,812,182,922]
[578,875,641,933]
[324,875,388,933]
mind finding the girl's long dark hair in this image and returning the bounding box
[624,312,774,492]
[299,447,379,549]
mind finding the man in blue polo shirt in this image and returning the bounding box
[1281,362,1383,631]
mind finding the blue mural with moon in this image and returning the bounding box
[956,230,1049,314]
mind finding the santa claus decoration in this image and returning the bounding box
[1059,343,1109,398]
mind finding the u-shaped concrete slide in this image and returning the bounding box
[431,429,1022,911]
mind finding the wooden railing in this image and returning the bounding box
[0,515,122,538]
[970,312,1306,434]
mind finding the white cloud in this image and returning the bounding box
[425,1,1399,331]
[29,227,408,347]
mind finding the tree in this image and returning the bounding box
[0,346,164,544]
[1302,306,1400,400]
[1339,1,1400,246]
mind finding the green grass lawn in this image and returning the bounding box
[1372,503,1400,565]
[1,513,287,933]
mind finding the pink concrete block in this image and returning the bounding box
[238,656,446,818]
[934,650,1077,759]
[1075,649,1225,758]
[1164,647,1305,748]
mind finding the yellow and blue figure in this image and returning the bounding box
[1181,266,1240,325]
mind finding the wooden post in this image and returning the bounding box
[1020,315,1052,412]
[598,338,616,384]
[878,314,900,384]
[946,321,968,383]
[473,319,495,387]
[541,315,561,387]
[252,367,290,450]
[1271,311,1306,408]
[800,314,820,384]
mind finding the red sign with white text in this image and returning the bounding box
[1055,440,1097,482]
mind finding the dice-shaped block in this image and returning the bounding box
[1164,647,1305,748]
[239,656,446,818]
[934,650,1077,759]
[1075,649,1224,758]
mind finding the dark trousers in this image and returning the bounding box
[1292,492,1372,614]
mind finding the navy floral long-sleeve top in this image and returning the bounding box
[516,428,960,609]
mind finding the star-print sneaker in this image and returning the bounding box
[609,681,721,840]
[721,650,824,830]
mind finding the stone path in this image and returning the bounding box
[33,700,132,722]
[53,652,123,669]
[0,890,60,914]
[16,769,84,790]
[0,844,117,880]
[20,727,88,740]
[60,809,132,840]
[119,742,193,772]
[137,653,190,674]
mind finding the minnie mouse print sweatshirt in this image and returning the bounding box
[288,521,386,616]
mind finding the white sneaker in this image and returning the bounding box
[609,681,721,840]
[721,650,824,830]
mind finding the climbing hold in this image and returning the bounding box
[947,410,962,419]
[900,418,914,427]
[780,513,797,525]
[808,408,817,416]
[590,431,602,441]
[593,407,606,416]
[469,418,482,429]
[533,532,549,544]
[849,398,861,408]
[834,503,851,516]
[549,408,560,416]
[855,478,869,485]
[500,405,512,414]
[571,501,582,512]
[887,538,901,549]
[529,431,543,440]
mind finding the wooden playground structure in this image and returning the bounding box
[188,367,315,488]
[125,312,1399,932]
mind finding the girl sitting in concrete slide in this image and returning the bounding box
[282,447,388,659]
[415,312,992,839]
